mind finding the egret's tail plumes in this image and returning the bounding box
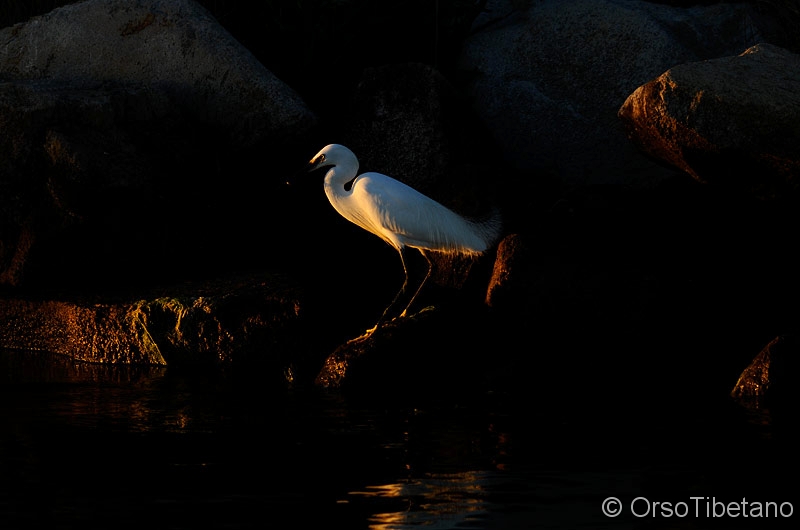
[401,203,503,256]
[466,207,503,254]
[444,208,503,255]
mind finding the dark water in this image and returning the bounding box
[1,350,796,530]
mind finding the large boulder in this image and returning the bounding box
[459,0,768,192]
[0,0,316,148]
[619,43,800,198]
[0,0,317,291]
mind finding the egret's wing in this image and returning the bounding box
[347,173,417,247]
[354,173,484,252]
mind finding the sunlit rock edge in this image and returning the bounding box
[0,273,303,367]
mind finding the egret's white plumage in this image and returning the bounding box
[306,144,501,325]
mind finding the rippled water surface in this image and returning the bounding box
[1,350,796,529]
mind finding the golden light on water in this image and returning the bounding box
[348,471,490,529]
[350,482,406,499]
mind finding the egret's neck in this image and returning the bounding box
[323,159,359,199]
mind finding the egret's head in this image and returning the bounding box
[306,144,356,173]
[306,152,328,172]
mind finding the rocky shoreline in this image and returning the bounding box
[1,0,798,407]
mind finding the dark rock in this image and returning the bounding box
[0,0,318,292]
[0,80,169,289]
[340,63,499,218]
[314,307,496,393]
[485,233,534,312]
[619,43,800,199]
[485,187,661,330]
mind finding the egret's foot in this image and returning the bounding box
[398,305,435,319]
[347,326,377,344]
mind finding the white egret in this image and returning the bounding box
[304,144,501,327]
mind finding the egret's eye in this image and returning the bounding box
[317,154,326,164]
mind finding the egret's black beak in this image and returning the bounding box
[304,158,321,173]
[286,155,323,186]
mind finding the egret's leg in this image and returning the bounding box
[399,250,432,318]
[375,246,411,327]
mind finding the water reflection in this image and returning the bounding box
[1,350,221,434]
[1,349,797,530]
[350,471,490,529]
[1,348,166,385]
